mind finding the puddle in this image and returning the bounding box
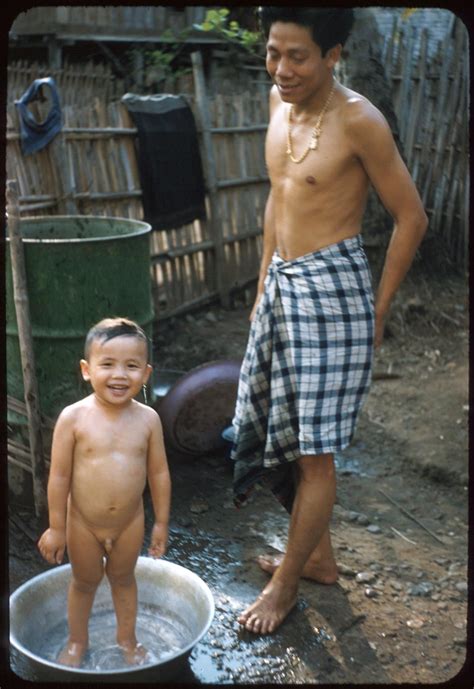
[166,529,333,684]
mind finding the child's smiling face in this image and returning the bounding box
[81,335,152,406]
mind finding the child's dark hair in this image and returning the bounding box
[258,7,354,56]
[84,317,149,360]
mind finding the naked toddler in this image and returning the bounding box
[38,317,171,667]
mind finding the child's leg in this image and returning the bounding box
[59,514,105,666]
[105,509,146,664]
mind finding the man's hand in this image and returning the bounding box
[148,522,168,559]
[37,527,66,565]
[249,294,262,322]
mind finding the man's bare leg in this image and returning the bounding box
[256,525,338,584]
[238,453,336,634]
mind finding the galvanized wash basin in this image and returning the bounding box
[10,557,214,682]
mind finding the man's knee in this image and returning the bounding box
[298,453,335,482]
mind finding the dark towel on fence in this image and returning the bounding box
[15,77,62,155]
[231,235,375,513]
[122,93,207,231]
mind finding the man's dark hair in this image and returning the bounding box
[84,317,149,360]
[258,7,354,56]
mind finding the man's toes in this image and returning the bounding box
[246,614,261,633]
[256,555,273,572]
[238,607,252,625]
[256,555,281,573]
[256,555,271,566]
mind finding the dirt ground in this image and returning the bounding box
[7,266,470,685]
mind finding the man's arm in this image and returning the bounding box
[37,409,75,564]
[250,190,277,321]
[250,86,281,321]
[146,410,171,558]
[348,100,428,346]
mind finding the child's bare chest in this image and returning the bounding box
[74,416,149,463]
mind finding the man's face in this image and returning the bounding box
[266,21,334,104]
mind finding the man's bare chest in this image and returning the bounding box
[265,104,360,189]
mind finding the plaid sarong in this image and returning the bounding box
[231,235,374,512]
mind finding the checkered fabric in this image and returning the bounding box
[231,235,374,511]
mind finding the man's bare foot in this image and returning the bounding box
[238,577,297,634]
[57,641,87,667]
[257,551,338,584]
[118,640,149,665]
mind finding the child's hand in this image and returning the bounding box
[148,522,168,559]
[38,527,66,565]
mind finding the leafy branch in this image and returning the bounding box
[193,8,263,57]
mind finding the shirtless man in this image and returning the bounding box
[38,317,171,666]
[231,7,428,634]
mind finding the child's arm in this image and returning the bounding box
[37,408,75,564]
[146,411,171,558]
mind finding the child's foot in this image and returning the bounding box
[57,641,87,667]
[118,640,149,665]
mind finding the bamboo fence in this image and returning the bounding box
[382,14,469,269]
[7,60,125,105]
[6,56,268,321]
[6,13,469,327]
[10,6,208,40]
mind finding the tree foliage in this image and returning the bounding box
[193,8,263,56]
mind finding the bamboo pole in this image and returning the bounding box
[191,50,230,308]
[6,179,47,518]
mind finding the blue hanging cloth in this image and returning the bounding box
[15,77,63,155]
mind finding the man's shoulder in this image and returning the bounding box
[341,86,386,128]
[269,84,283,116]
[339,85,383,122]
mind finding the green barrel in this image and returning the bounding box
[6,216,154,424]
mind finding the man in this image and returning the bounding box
[230,7,428,635]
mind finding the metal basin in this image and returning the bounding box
[10,557,214,682]
[157,359,241,456]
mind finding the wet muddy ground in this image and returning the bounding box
[7,270,470,685]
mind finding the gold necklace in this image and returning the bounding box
[286,82,336,164]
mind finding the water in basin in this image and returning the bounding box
[36,604,190,672]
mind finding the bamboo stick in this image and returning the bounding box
[6,180,47,518]
[7,394,55,429]
[191,50,230,309]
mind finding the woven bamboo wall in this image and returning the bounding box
[141,90,269,317]
[7,61,125,104]
[6,11,468,330]
[6,82,268,319]
[382,14,469,269]
[10,6,207,39]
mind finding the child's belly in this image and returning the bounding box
[69,461,147,531]
[68,494,144,538]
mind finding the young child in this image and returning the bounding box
[38,317,171,668]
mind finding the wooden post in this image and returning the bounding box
[6,180,47,518]
[191,50,231,308]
